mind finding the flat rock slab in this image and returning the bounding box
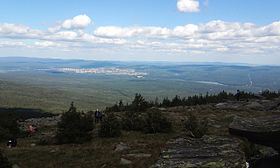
[126,153,152,158]
[229,115,280,151]
[229,115,280,132]
[152,136,246,168]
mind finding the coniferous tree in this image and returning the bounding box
[171,95,182,106]
[161,97,171,107]
[130,93,149,112]
[118,100,124,111]
[154,97,159,107]
[56,102,94,144]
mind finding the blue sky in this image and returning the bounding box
[0,0,280,64]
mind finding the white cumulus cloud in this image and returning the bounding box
[1,18,280,64]
[94,26,170,38]
[177,0,200,13]
[62,14,92,29]
[35,41,61,48]
[0,23,43,38]
[49,14,92,32]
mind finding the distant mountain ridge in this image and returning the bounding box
[0,56,276,67]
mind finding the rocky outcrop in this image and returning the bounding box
[215,99,280,111]
[17,116,61,145]
[114,142,130,152]
[229,115,280,152]
[152,136,246,168]
[19,115,61,130]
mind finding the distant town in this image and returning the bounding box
[56,67,147,78]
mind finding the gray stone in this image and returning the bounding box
[215,103,228,108]
[229,115,280,151]
[256,145,279,157]
[215,102,241,109]
[152,136,246,168]
[126,153,152,158]
[120,158,132,165]
[245,101,263,109]
[50,149,58,153]
[114,142,129,152]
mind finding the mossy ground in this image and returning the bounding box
[1,130,176,168]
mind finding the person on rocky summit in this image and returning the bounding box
[68,101,77,112]
[95,109,100,123]
[236,90,241,101]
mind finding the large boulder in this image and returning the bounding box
[245,102,263,109]
[152,136,246,168]
[229,115,280,152]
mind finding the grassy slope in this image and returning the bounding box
[2,132,175,168]
[0,71,236,113]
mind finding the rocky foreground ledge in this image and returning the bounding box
[152,135,247,168]
[229,115,280,152]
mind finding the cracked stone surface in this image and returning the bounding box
[229,115,280,151]
[152,136,246,168]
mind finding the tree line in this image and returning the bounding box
[105,90,280,112]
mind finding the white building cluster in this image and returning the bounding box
[57,67,147,78]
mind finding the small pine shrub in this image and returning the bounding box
[122,111,145,131]
[0,151,11,168]
[56,103,94,144]
[184,113,208,138]
[142,110,172,134]
[130,93,149,112]
[99,112,122,138]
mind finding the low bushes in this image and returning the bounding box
[142,110,172,133]
[99,112,122,138]
[121,109,172,134]
[184,113,208,138]
[122,111,145,131]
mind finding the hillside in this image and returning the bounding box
[1,94,280,168]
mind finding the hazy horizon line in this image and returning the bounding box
[0,55,279,67]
